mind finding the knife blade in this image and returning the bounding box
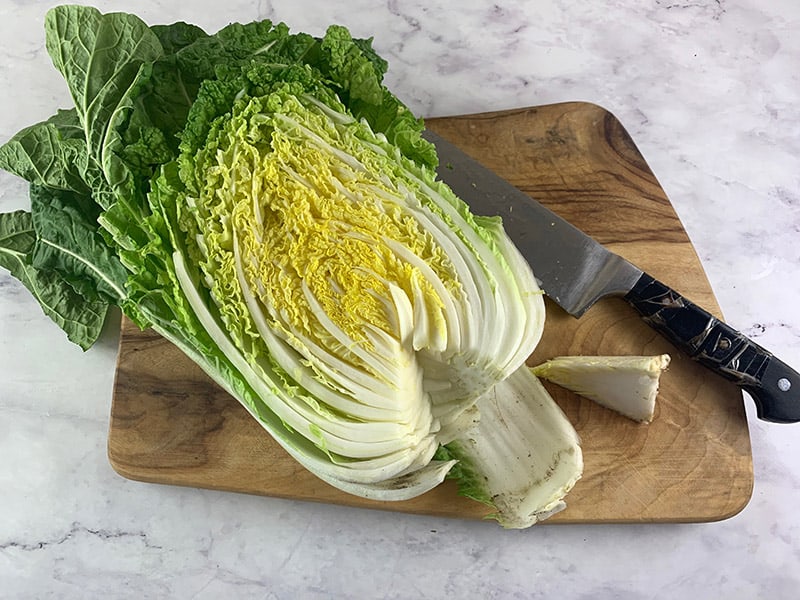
[423,129,800,424]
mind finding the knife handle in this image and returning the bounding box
[624,273,800,423]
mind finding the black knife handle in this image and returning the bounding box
[624,272,800,423]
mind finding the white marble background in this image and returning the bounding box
[1,0,798,597]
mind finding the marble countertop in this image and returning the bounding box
[1,0,798,597]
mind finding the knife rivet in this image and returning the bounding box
[718,338,731,350]
[778,378,791,392]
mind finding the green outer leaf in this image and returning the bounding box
[171,22,436,169]
[0,210,108,350]
[117,24,213,170]
[319,25,436,168]
[44,5,163,174]
[29,185,128,303]
[0,109,90,194]
[320,25,385,105]
[150,21,208,55]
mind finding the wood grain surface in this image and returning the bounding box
[108,102,754,524]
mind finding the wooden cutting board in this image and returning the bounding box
[108,102,754,524]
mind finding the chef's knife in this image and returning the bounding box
[423,129,800,424]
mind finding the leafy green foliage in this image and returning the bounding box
[0,109,89,194]
[28,185,128,304]
[0,210,108,349]
[44,5,163,186]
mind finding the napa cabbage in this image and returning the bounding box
[0,5,581,526]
